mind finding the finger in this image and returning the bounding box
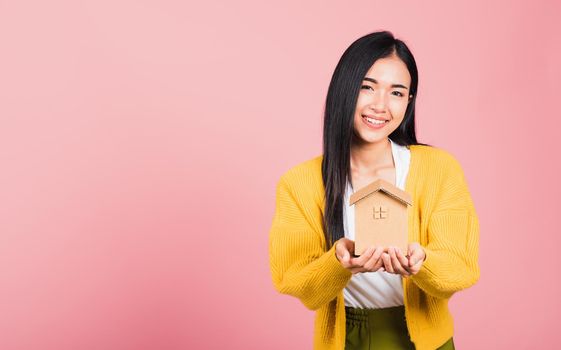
[407,243,414,259]
[350,246,375,267]
[363,246,385,271]
[394,247,411,276]
[408,248,424,269]
[406,244,425,274]
[351,267,365,274]
[341,250,353,268]
[336,240,356,268]
[365,247,386,272]
[382,253,395,273]
[335,241,346,261]
[336,245,349,265]
[407,244,420,267]
[373,254,386,272]
[395,248,412,275]
[408,260,423,275]
[389,247,410,277]
[407,242,421,260]
[407,243,426,266]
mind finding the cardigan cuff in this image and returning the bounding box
[326,242,353,280]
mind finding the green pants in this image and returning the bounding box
[345,306,455,350]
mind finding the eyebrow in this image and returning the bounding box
[363,77,409,90]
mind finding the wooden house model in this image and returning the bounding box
[349,178,413,256]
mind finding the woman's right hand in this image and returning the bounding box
[335,238,386,274]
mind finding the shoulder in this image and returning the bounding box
[410,145,477,216]
[276,155,324,200]
[409,145,473,207]
[278,155,323,184]
[409,144,465,174]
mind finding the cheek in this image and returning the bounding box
[354,98,366,119]
[355,96,367,112]
[353,114,362,130]
[390,100,409,118]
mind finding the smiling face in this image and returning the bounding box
[353,54,413,145]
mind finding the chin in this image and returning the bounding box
[356,132,389,144]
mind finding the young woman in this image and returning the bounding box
[269,31,480,350]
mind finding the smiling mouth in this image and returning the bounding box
[362,115,389,126]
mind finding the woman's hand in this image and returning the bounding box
[335,238,386,274]
[381,243,426,277]
[406,242,426,275]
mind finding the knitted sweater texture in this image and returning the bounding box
[269,145,480,350]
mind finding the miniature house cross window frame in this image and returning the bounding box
[373,205,388,219]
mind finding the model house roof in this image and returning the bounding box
[349,178,413,206]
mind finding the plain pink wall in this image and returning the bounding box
[0,0,559,349]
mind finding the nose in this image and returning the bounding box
[369,90,387,113]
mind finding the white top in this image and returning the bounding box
[343,138,411,309]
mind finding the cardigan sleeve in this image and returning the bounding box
[410,156,481,300]
[269,175,352,311]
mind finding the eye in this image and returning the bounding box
[361,85,374,91]
[392,91,404,97]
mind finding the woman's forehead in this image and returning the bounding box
[365,57,411,86]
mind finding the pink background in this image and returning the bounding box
[1,0,559,349]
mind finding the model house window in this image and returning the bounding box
[373,205,388,219]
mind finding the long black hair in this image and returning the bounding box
[322,30,431,249]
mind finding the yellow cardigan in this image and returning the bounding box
[269,145,480,350]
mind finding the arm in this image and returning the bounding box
[269,176,352,311]
[410,157,481,300]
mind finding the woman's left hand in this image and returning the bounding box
[382,243,426,277]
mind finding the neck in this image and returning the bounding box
[350,137,393,172]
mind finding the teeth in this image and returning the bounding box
[365,117,386,125]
